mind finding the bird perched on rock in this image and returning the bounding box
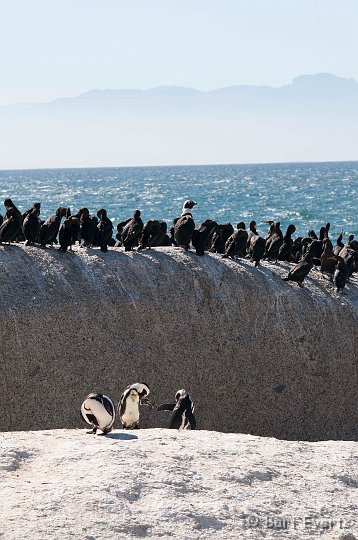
[222,222,248,259]
[0,207,22,244]
[209,222,234,254]
[138,220,167,250]
[97,208,114,252]
[278,224,296,261]
[121,210,143,251]
[59,216,80,252]
[39,207,67,247]
[334,256,349,293]
[282,252,314,287]
[118,383,153,429]
[191,219,219,256]
[157,389,196,429]
[81,393,116,435]
[265,222,283,260]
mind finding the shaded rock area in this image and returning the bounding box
[0,245,357,439]
[0,429,358,539]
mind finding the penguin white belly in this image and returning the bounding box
[84,398,113,430]
[121,395,140,426]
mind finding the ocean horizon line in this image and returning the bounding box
[1,158,358,174]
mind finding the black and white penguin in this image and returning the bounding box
[80,393,116,435]
[157,389,196,430]
[181,200,197,216]
[118,382,152,429]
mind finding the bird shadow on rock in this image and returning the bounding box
[104,432,138,441]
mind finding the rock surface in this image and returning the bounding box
[0,245,357,439]
[0,428,358,539]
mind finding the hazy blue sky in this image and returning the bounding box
[1,0,357,105]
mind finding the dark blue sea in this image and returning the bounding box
[0,161,357,238]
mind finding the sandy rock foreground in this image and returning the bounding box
[1,429,358,539]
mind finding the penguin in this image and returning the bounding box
[121,210,143,251]
[39,207,67,247]
[0,207,22,244]
[80,393,116,435]
[191,220,219,256]
[181,200,197,216]
[222,222,248,259]
[118,383,152,429]
[157,389,196,430]
[282,252,314,287]
[97,208,114,252]
[138,220,168,250]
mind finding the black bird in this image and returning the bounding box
[77,208,96,247]
[222,222,248,259]
[320,238,337,276]
[157,389,196,430]
[39,207,67,247]
[282,252,314,287]
[3,198,22,219]
[191,219,219,256]
[209,222,234,254]
[333,232,344,256]
[138,220,167,250]
[265,222,283,260]
[334,256,349,293]
[59,217,80,252]
[0,207,22,244]
[97,208,114,252]
[278,224,296,261]
[22,207,41,245]
[174,214,195,250]
[121,210,143,251]
[248,234,266,267]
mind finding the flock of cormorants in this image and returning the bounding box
[81,384,196,435]
[0,197,357,292]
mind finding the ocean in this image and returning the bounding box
[0,161,357,238]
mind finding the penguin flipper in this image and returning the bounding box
[157,403,176,412]
[186,410,197,430]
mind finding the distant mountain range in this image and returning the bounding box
[1,74,357,169]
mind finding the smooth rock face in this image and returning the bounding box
[0,429,358,540]
[0,245,357,439]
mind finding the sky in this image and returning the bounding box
[0,0,358,105]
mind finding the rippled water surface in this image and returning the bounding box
[0,161,357,237]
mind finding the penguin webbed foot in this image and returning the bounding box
[86,427,97,435]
